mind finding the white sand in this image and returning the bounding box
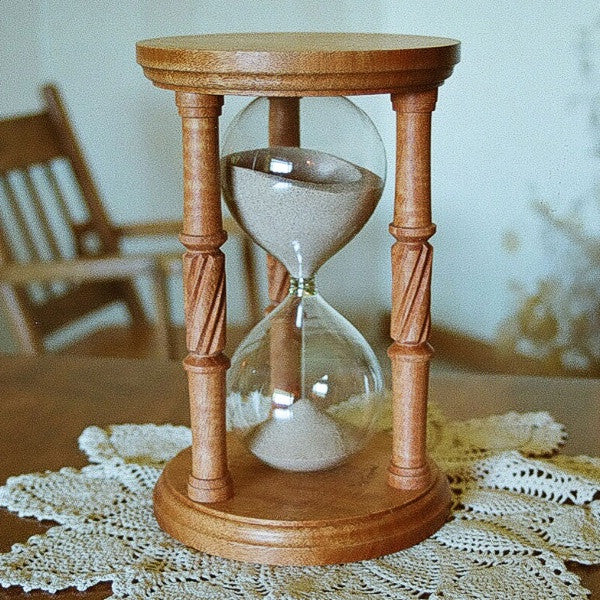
[248,398,356,471]
[222,147,383,279]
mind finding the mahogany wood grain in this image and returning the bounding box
[0,356,598,597]
[265,96,298,310]
[155,438,450,565]
[387,90,439,491]
[265,96,299,399]
[175,92,233,503]
[136,33,460,97]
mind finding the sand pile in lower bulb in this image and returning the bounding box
[222,147,383,279]
[249,399,355,471]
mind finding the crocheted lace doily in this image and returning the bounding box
[1,402,599,599]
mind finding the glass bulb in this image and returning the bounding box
[222,95,387,471]
[221,96,386,279]
[227,278,384,471]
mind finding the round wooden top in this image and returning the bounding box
[136,32,460,96]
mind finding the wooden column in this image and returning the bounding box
[265,97,299,311]
[176,92,233,503]
[387,89,438,491]
[266,97,301,401]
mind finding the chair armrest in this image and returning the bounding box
[156,252,182,275]
[114,219,181,238]
[223,216,244,236]
[114,216,243,238]
[0,255,162,285]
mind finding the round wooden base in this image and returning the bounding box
[154,431,451,565]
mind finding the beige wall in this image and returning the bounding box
[1,1,599,352]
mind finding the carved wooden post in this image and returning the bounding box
[265,97,299,311]
[265,254,290,311]
[387,89,438,491]
[176,92,233,503]
[266,97,301,400]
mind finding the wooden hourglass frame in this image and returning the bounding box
[136,32,460,566]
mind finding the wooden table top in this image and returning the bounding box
[0,354,598,598]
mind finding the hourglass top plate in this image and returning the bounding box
[136,32,460,96]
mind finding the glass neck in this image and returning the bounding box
[289,276,317,297]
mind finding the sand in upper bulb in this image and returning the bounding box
[222,146,383,279]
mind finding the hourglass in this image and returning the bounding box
[137,32,460,565]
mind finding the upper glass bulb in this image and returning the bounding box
[221,96,386,278]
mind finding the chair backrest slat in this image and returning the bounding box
[1,171,57,302]
[0,181,18,264]
[22,168,64,261]
[1,173,40,261]
[42,162,77,246]
[0,283,39,352]
[31,281,122,336]
[0,181,40,351]
[42,86,119,254]
[42,86,147,325]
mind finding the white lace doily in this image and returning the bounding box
[1,402,600,599]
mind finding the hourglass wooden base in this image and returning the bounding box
[154,431,451,565]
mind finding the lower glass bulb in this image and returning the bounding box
[227,278,384,472]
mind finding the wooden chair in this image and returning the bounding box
[0,84,260,359]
